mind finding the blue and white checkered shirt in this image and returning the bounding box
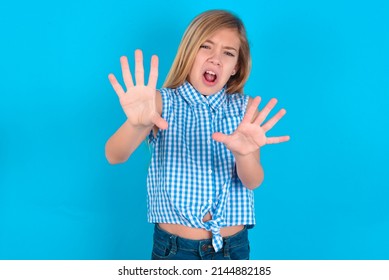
[147,81,255,252]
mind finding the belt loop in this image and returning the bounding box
[223,237,230,258]
[170,235,178,254]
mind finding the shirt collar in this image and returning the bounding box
[177,81,227,111]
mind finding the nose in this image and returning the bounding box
[208,50,222,66]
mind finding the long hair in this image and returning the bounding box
[163,10,251,94]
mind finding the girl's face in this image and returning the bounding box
[188,28,240,95]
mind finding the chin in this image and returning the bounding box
[199,87,218,96]
[199,84,225,95]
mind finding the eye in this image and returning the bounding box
[224,51,235,57]
[200,44,211,49]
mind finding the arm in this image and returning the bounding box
[212,96,289,190]
[233,149,263,190]
[105,120,152,164]
[105,50,166,164]
[233,97,263,189]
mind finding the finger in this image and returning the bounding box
[108,73,125,98]
[254,98,278,125]
[212,132,229,144]
[148,55,159,89]
[120,56,134,90]
[151,115,168,130]
[242,96,261,124]
[262,109,286,133]
[134,49,144,85]
[266,135,290,144]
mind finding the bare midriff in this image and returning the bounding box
[158,212,244,239]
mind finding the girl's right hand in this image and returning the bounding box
[108,50,168,130]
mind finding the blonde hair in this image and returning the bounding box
[163,10,251,94]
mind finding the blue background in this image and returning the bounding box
[1,0,388,260]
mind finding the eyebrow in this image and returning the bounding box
[203,39,238,52]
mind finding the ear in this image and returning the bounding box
[231,63,239,76]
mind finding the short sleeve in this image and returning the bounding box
[241,94,250,118]
[225,93,249,119]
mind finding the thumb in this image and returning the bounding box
[212,132,228,143]
[152,115,168,130]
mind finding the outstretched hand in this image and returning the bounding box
[212,97,290,156]
[108,50,168,130]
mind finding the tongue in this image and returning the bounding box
[204,73,216,82]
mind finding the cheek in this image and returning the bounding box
[187,66,198,82]
[188,59,200,79]
[189,59,201,75]
[223,64,237,78]
[222,56,238,70]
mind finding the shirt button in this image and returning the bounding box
[207,140,211,145]
[208,169,212,174]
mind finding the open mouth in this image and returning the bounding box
[203,70,217,83]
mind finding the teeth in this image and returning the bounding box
[205,70,216,75]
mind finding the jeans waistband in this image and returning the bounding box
[154,224,248,256]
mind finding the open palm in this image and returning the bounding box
[212,97,290,156]
[108,50,167,129]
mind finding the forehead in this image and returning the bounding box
[204,28,241,49]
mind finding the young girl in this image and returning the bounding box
[105,10,289,260]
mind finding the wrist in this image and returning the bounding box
[125,119,154,131]
[232,149,258,160]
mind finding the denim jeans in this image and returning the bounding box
[151,224,250,260]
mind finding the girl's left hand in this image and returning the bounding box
[212,96,290,156]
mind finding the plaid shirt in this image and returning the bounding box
[147,81,255,252]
